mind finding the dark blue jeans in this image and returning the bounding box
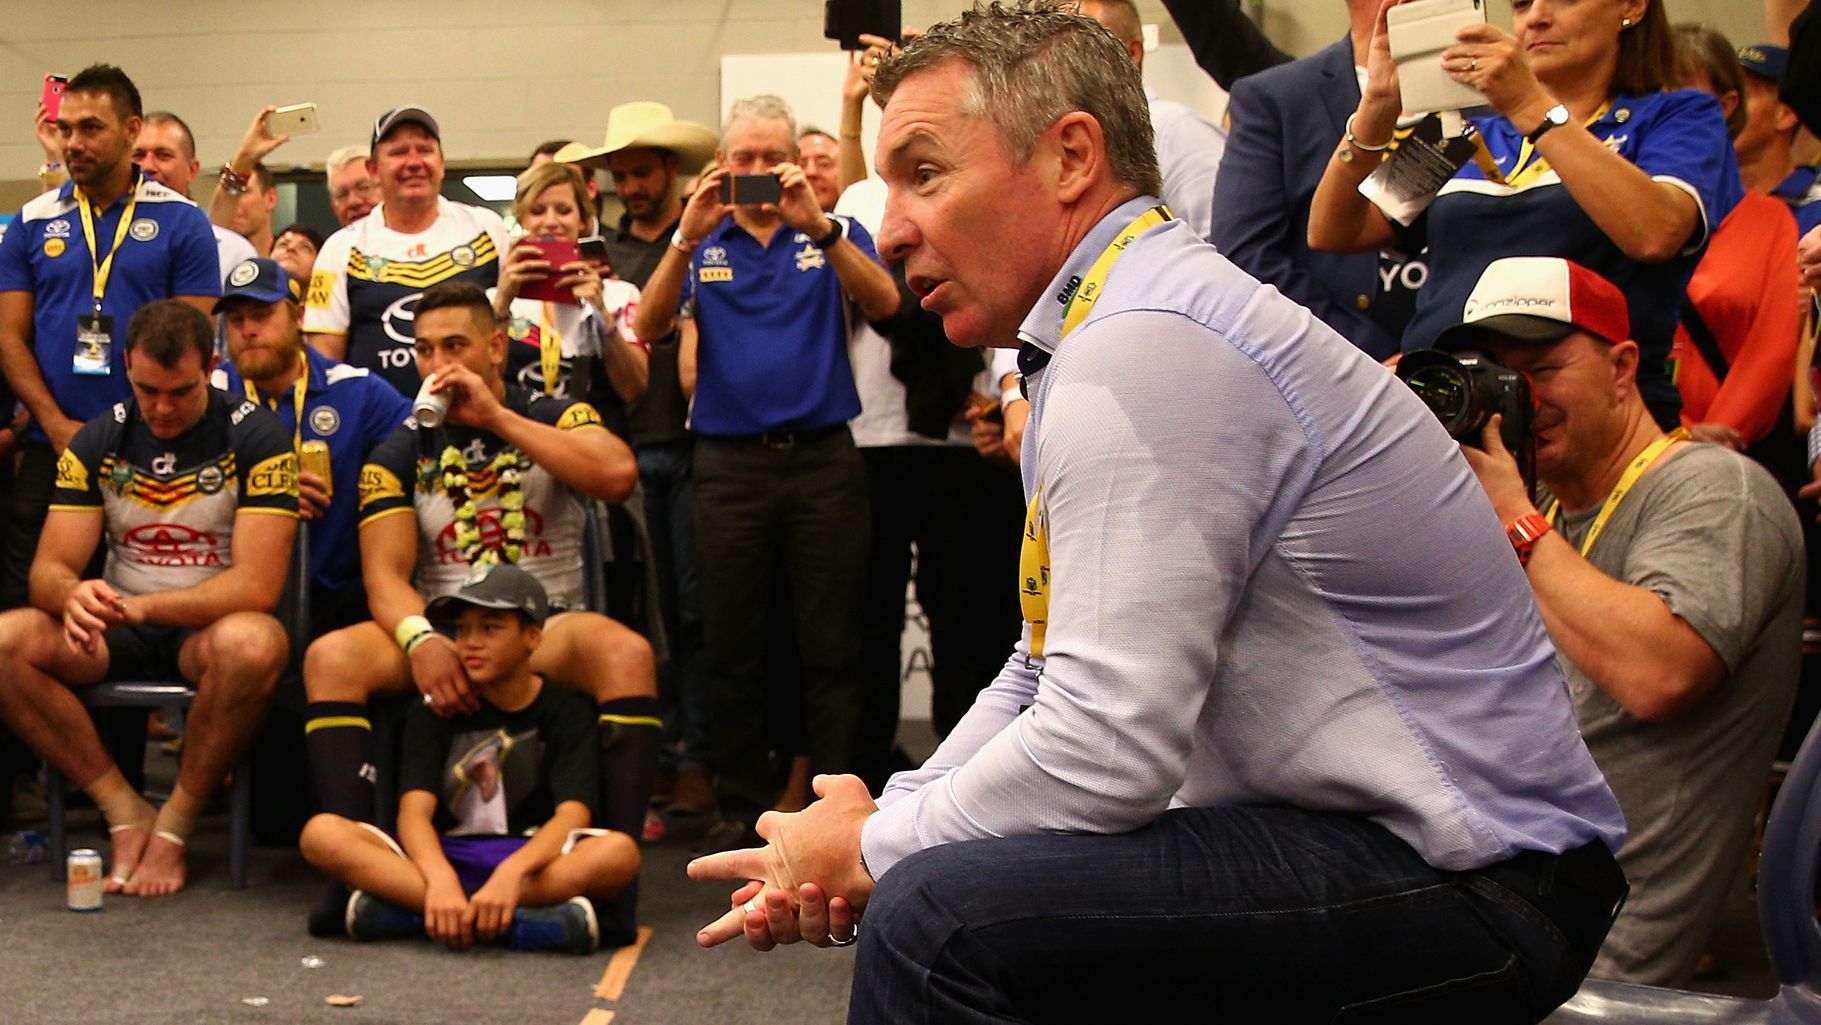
[851,806,1623,1025]
[637,441,710,771]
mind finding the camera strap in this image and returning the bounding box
[1545,427,1689,556]
[1678,292,1729,384]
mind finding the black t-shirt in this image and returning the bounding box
[607,214,692,446]
[398,681,598,837]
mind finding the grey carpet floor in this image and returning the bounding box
[0,816,856,1025]
[0,708,1779,1023]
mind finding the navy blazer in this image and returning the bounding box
[1211,36,1402,359]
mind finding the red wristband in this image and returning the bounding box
[1505,513,1552,567]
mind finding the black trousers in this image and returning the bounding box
[858,446,1024,779]
[693,428,869,816]
[0,442,56,611]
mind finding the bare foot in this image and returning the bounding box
[123,833,187,897]
[105,822,151,893]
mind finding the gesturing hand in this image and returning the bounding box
[688,774,879,950]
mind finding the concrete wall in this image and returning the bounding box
[0,0,1787,212]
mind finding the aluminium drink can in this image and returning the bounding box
[300,439,333,498]
[67,848,103,911]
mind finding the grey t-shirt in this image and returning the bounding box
[1549,443,1803,986]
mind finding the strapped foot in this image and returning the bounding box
[103,805,156,893]
[123,830,187,897]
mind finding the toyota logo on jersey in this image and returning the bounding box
[122,523,224,568]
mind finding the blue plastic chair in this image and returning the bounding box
[1546,712,1821,1024]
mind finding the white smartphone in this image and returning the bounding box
[1386,0,1486,115]
[267,102,320,137]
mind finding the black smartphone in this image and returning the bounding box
[577,234,610,261]
[824,0,901,50]
[721,173,784,206]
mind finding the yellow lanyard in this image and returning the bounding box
[539,301,563,397]
[1482,102,1611,189]
[242,353,311,453]
[76,179,141,315]
[1021,205,1174,661]
[1057,205,1172,339]
[1546,427,1688,557]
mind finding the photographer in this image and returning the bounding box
[1449,256,1802,987]
[633,94,897,854]
[1310,0,1743,429]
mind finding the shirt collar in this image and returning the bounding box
[1014,195,1162,358]
[616,211,681,242]
[61,168,146,210]
[1775,166,1819,202]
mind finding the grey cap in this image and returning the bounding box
[425,563,548,629]
[371,105,441,150]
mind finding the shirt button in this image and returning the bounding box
[1356,294,1371,311]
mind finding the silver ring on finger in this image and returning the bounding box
[422,693,434,706]
[828,929,858,947]
[1469,57,1478,71]
[743,897,762,914]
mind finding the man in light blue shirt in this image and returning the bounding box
[690,8,1628,1023]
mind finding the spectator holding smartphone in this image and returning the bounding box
[633,95,898,854]
[492,162,646,404]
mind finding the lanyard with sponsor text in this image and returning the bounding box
[242,353,311,454]
[1545,427,1687,557]
[540,302,563,396]
[76,176,141,316]
[1019,204,1173,663]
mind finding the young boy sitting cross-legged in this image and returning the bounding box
[299,563,639,953]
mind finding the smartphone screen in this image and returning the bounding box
[577,235,610,261]
[721,173,784,206]
[41,74,67,121]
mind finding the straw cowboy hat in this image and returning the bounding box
[555,102,719,173]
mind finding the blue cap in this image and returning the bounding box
[1739,44,1788,81]
[214,258,299,312]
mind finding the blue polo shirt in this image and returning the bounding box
[1396,89,1743,422]
[1773,165,1821,235]
[0,171,220,440]
[681,215,872,436]
[213,348,410,592]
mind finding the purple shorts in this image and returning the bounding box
[440,835,530,892]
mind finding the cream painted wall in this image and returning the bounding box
[0,0,1789,198]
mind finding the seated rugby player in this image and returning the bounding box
[302,281,658,944]
[0,300,298,895]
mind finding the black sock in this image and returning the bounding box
[305,702,377,821]
[596,697,662,946]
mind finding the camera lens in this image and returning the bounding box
[1405,365,1470,424]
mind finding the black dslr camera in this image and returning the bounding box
[1396,349,1535,488]
[825,0,901,49]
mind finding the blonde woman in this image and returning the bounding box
[494,161,647,403]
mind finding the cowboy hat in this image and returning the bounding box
[556,102,718,173]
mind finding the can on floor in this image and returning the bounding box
[67,848,103,911]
